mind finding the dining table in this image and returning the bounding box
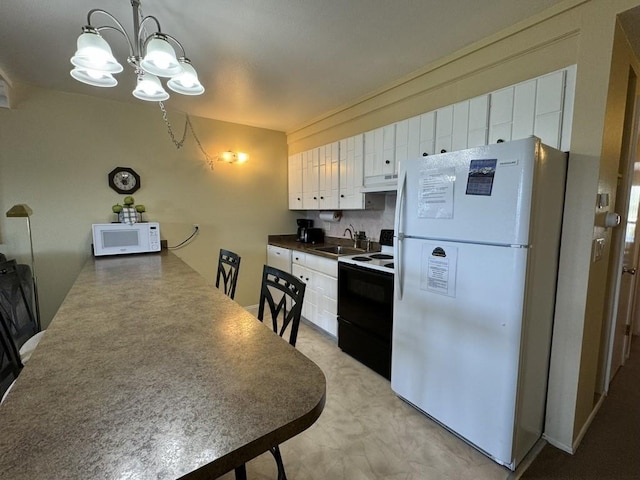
[0,250,326,479]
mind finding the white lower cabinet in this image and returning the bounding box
[291,251,338,337]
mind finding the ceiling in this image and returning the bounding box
[0,0,568,133]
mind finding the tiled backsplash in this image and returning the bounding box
[298,193,396,242]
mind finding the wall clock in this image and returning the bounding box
[108,167,140,194]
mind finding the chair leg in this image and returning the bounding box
[270,445,287,480]
[234,464,247,480]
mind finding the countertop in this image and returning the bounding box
[268,234,380,259]
[0,251,326,479]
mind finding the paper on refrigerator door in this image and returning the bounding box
[420,243,458,297]
[418,167,455,219]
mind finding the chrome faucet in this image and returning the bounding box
[344,225,358,247]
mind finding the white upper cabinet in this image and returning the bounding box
[533,70,565,149]
[435,104,454,154]
[406,111,436,160]
[364,124,396,188]
[302,148,319,209]
[440,95,489,153]
[319,142,340,210]
[288,66,575,203]
[467,95,490,148]
[488,67,574,150]
[288,153,303,210]
[339,134,365,209]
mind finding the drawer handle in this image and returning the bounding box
[385,160,391,164]
[497,139,504,143]
[422,152,428,156]
[440,149,447,153]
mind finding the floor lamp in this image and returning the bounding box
[5,204,41,330]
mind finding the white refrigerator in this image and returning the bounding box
[391,136,567,470]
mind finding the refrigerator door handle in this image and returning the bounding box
[395,169,407,300]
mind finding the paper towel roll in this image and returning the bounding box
[319,211,342,222]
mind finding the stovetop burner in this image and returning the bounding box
[338,229,395,274]
[369,253,393,260]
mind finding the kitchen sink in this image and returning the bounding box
[312,245,366,255]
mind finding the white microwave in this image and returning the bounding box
[92,222,161,256]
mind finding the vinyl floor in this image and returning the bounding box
[218,317,517,480]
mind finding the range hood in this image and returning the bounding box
[362,174,398,193]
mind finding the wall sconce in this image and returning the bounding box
[217,151,249,164]
[5,204,40,328]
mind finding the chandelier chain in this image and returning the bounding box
[158,102,215,168]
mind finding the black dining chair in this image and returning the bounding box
[0,260,44,364]
[0,308,23,404]
[215,249,241,300]
[235,265,307,480]
[257,265,306,347]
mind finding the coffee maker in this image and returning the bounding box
[296,219,314,242]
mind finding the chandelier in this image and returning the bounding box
[69,0,204,101]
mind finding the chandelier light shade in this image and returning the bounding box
[70,30,124,74]
[140,35,183,77]
[70,67,118,87]
[133,73,169,101]
[167,59,205,95]
[69,0,204,101]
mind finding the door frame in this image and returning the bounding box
[601,82,640,392]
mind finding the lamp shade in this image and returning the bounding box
[70,67,118,87]
[70,31,123,74]
[132,74,170,101]
[6,204,33,218]
[140,36,182,77]
[167,60,204,95]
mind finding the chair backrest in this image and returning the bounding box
[257,265,306,347]
[0,260,38,350]
[0,308,22,402]
[216,249,241,300]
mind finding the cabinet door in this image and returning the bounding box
[318,144,327,207]
[418,111,436,157]
[339,134,365,209]
[435,105,453,154]
[512,79,536,141]
[292,263,314,321]
[533,70,565,149]
[381,124,396,175]
[315,271,337,337]
[452,100,470,151]
[395,118,410,167]
[288,154,303,210]
[302,148,319,209]
[467,95,489,148]
[363,129,380,178]
[451,96,489,151]
[488,86,514,144]
[319,142,339,210]
[364,125,395,178]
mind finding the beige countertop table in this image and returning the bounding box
[0,251,326,479]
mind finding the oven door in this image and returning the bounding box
[337,262,394,378]
[338,262,394,340]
